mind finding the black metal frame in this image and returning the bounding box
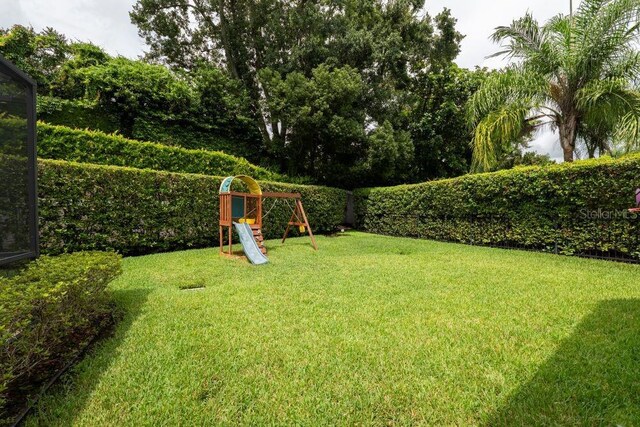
[0,54,39,266]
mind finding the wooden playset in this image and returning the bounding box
[218,175,317,263]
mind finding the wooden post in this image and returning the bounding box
[297,199,317,250]
[281,209,296,244]
[219,225,223,254]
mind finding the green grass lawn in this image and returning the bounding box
[25,232,640,426]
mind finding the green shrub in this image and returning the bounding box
[0,252,122,423]
[38,159,347,255]
[130,114,257,159]
[37,96,259,159]
[354,156,640,260]
[37,96,120,134]
[37,123,284,181]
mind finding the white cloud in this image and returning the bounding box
[0,0,145,58]
[530,129,564,163]
[425,0,574,69]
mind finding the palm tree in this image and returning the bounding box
[467,0,640,172]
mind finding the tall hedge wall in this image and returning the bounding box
[130,115,255,160]
[37,96,256,159]
[37,96,120,134]
[38,159,346,255]
[37,123,285,182]
[355,156,640,260]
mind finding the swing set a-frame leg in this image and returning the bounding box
[297,200,317,250]
[281,211,294,244]
[282,199,318,250]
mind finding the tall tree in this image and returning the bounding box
[409,65,486,180]
[467,0,640,172]
[131,0,329,145]
[0,25,70,94]
[130,0,463,185]
[260,65,367,184]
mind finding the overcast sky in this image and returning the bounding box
[1,0,577,161]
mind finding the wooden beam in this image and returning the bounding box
[219,225,223,254]
[262,192,301,199]
[225,191,261,198]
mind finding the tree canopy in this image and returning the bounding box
[130,0,466,186]
[468,0,640,172]
[5,2,593,187]
[0,25,69,94]
[0,25,261,157]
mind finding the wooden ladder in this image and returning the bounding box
[250,224,267,254]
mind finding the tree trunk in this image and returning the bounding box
[252,101,271,145]
[216,0,240,80]
[558,113,577,163]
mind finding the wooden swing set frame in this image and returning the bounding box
[218,181,317,258]
[262,192,318,250]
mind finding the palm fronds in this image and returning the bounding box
[469,0,640,172]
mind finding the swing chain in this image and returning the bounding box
[262,197,280,218]
[263,198,298,221]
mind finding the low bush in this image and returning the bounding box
[38,159,347,255]
[0,252,122,423]
[37,123,284,182]
[354,157,640,260]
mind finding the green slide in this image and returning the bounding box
[233,222,269,265]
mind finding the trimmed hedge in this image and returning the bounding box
[37,96,120,134]
[0,252,121,423]
[355,156,640,260]
[38,159,347,255]
[37,123,285,182]
[37,97,255,158]
[130,115,256,159]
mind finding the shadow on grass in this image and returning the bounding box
[27,287,152,425]
[325,232,353,238]
[487,299,640,426]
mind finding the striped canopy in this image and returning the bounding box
[219,175,262,195]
